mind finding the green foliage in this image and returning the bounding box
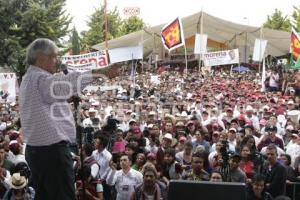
[119,16,145,36]
[263,9,291,31]
[82,6,145,47]
[82,6,122,47]
[0,0,71,77]
[71,27,80,55]
[292,5,300,31]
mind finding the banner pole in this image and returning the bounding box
[141,30,144,73]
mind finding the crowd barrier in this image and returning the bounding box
[286,182,300,200]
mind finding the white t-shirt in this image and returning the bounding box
[107,168,143,200]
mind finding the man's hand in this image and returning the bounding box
[109,160,117,170]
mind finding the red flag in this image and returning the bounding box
[161,18,185,51]
[291,28,300,65]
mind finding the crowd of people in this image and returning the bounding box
[1,39,300,200]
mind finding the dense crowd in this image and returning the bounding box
[0,66,300,200]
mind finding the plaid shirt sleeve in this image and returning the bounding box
[19,66,93,146]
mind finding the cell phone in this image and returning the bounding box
[112,153,119,164]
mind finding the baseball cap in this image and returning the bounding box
[163,133,173,141]
[265,125,277,132]
[230,153,241,161]
[229,128,237,133]
[176,121,185,127]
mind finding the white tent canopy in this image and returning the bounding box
[92,11,290,59]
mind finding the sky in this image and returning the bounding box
[65,0,299,33]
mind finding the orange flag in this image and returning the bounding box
[291,27,300,67]
[161,18,185,51]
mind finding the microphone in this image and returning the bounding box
[57,59,68,75]
[61,63,69,75]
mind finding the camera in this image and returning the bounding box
[220,140,230,166]
[91,118,100,125]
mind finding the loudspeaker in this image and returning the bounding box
[168,180,247,200]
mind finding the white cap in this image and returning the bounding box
[181,111,188,117]
[149,111,156,116]
[229,128,237,133]
[263,105,270,110]
[89,98,96,103]
[246,105,253,111]
[88,107,97,113]
[91,101,100,106]
[9,140,18,145]
[10,102,16,106]
[129,119,137,124]
[147,124,154,129]
[163,133,173,141]
[287,100,294,105]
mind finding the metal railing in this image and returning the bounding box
[286,182,300,200]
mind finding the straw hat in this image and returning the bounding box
[9,173,27,189]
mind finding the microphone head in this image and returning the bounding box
[58,60,68,74]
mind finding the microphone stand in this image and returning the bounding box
[72,95,86,199]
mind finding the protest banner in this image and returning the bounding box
[67,63,97,73]
[0,73,16,102]
[253,39,267,61]
[61,50,108,68]
[109,45,143,64]
[203,49,239,67]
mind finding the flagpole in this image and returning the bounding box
[131,53,136,86]
[261,56,266,92]
[104,0,108,51]
[258,27,263,74]
[141,30,144,73]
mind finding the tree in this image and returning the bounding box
[82,5,122,47]
[120,16,145,35]
[71,27,80,55]
[82,6,146,48]
[263,9,291,31]
[292,5,300,31]
[0,0,72,77]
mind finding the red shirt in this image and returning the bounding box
[240,160,254,179]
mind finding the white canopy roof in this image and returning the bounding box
[92,11,290,58]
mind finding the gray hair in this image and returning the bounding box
[266,144,278,155]
[25,38,58,66]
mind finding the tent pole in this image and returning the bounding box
[198,10,204,73]
[184,45,188,74]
